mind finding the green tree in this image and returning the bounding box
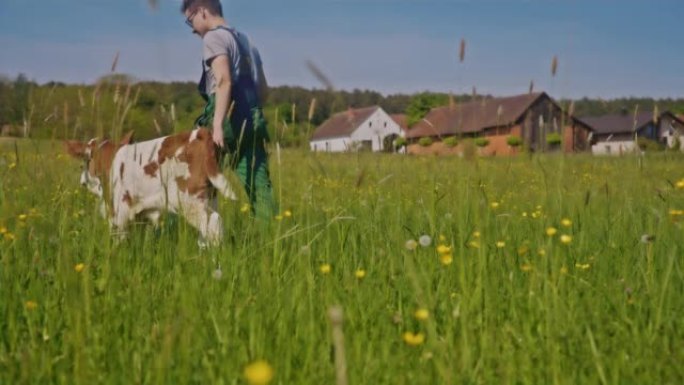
[406,93,448,127]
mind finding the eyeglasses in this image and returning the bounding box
[185,9,199,29]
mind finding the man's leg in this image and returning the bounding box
[233,146,278,222]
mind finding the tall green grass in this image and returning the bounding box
[1,140,683,384]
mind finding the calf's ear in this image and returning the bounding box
[120,131,134,145]
[64,140,87,159]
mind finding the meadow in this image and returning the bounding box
[1,138,683,385]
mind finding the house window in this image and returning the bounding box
[325,142,330,151]
[369,121,372,127]
[384,122,387,128]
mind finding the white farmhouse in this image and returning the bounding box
[310,106,405,153]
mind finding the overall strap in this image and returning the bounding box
[216,26,254,81]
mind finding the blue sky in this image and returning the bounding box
[1,0,682,99]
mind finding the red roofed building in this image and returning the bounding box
[405,92,591,156]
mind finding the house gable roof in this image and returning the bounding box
[390,114,409,132]
[662,111,684,126]
[311,106,380,140]
[406,92,549,139]
[580,111,658,135]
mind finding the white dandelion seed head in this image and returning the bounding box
[640,234,655,244]
[405,239,418,251]
[419,235,432,247]
[212,268,223,280]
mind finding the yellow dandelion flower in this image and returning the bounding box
[8,163,16,170]
[472,231,481,238]
[283,210,292,218]
[436,244,452,255]
[0,226,7,234]
[490,202,500,209]
[531,211,540,219]
[522,212,528,217]
[402,331,425,346]
[405,239,418,251]
[74,263,85,273]
[538,248,547,256]
[319,264,331,274]
[520,263,533,272]
[355,269,366,279]
[4,233,15,241]
[517,245,529,256]
[561,218,572,227]
[414,308,429,321]
[18,214,27,221]
[676,179,684,189]
[25,300,38,310]
[244,360,274,385]
[467,240,480,249]
[274,215,283,221]
[240,203,250,213]
[669,209,683,217]
[438,234,446,242]
[546,227,558,236]
[496,241,505,249]
[560,266,569,275]
[560,234,572,244]
[575,263,590,270]
[440,254,453,266]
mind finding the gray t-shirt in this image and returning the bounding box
[202,27,262,96]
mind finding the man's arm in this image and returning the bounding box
[210,55,232,148]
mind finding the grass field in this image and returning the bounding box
[1,138,683,385]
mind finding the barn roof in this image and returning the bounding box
[406,92,551,139]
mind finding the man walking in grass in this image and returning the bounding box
[181,0,277,221]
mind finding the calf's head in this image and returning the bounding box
[65,131,134,197]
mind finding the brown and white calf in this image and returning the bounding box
[65,128,237,245]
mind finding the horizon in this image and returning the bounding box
[1,0,683,100]
[5,76,684,102]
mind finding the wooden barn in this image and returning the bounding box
[405,92,592,156]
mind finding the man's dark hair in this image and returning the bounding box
[181,0,223,17]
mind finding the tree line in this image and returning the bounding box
[1,73,683,147]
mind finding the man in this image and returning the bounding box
[181,0,277,221]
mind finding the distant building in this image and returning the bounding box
[580,111,684,155]
[405,92,591,156]
[310,106,405,153]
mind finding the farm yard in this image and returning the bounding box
[1,138,683,384]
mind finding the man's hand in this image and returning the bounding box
[212,126,224,148]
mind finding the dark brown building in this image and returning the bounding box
[405,92,591,156]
